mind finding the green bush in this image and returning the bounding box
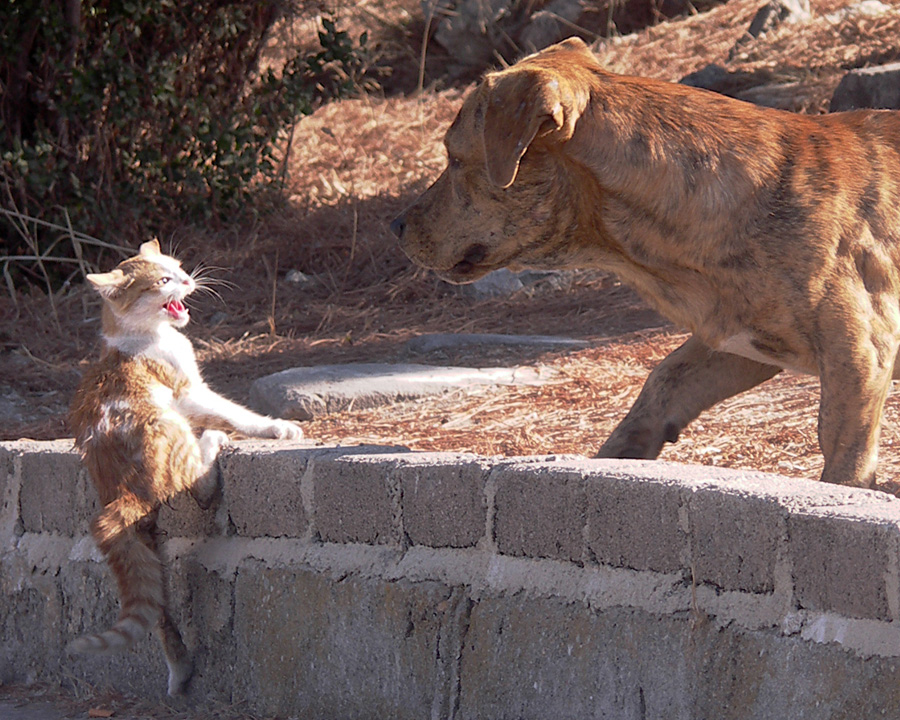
[0,0,367,290]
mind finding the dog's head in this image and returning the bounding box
[390,37,600,283]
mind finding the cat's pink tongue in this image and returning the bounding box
[165,299,188,320]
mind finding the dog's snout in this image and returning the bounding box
[389,215,406,239]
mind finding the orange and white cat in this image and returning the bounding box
[68,239,302,695]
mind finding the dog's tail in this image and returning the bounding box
[67,496,162,655]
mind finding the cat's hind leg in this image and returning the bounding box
[144,521,193,696]
[156,608,193,695]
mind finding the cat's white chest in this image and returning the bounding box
[150,384,175,410]
[149,326,201,382]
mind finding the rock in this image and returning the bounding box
[680,64,730,91]
[734,81,806,110]
[0,387,65,429]
[427,0,512,69]
[405,333,590,356]
[248,363,548,420]
[829,62,900,112]
[0,389,28,426]
[519,0,586,53]
[824,0,891,22]
[728,0,810,59]
[680,65,789,107]
[746,0,810,38]
[459,268,525,299]
[285,269,316,287]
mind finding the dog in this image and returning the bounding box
[390,37,900,490]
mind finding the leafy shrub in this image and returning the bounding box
[0,0,367,290]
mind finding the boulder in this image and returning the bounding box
[519,0,586,53]
[830,62,900,112]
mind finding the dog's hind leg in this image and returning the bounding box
[597,335,781,460]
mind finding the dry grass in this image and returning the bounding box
[594,0,900,112]
[4,0,900,490]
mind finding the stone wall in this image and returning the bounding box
[3,439,900,718]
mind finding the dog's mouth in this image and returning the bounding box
[442,243,491,283]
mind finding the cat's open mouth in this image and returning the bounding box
[164,299,188,321]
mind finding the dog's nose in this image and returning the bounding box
[389,215,406,239]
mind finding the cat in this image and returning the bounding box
[67,239,302,695]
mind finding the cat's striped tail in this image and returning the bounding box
[67,496,163,655]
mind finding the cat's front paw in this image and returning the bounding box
[268,418,304,440]
[198,429,230,464]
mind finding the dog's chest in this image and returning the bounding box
[715,331,810,374]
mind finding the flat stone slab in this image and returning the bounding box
[405,333,590,355]
[248,363,548,420]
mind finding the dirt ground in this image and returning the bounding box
[4,0,900,488]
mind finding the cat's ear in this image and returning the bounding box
[139,239,161,257]
[86,269,128,298]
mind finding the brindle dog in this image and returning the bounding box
[391,37,900,490]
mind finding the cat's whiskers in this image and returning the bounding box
[190,265,234,305]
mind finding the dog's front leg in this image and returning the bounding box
[597,335,781,460]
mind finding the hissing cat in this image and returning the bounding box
[68,239,302,695]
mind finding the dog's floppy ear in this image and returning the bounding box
[482,71,564,188]
[481,64,587,188]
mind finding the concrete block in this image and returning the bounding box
[458,596,691,720]
[55,553,238,700]
[219,442,311,538]
[585,472,686,573]
[232,561,451,719]
[493,463,586,562]
[688,488,784,593]
[459,593,900,720]
[0,442,12,491]
[0,443,17,533]
[313,454,406,545]
[687,611,900,720]
[165,556,239,700]
[58,558,171,697]
[397,454,488,548]
[0,553,68,686]
[10,441,900,718]
[157,489,220,538]
[18,441,96,536]
[789,511,893,620]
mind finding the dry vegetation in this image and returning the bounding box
[3,0,900,489]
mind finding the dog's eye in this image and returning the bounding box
[448,156,462,170]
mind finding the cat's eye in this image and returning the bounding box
[157,277,172,286]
